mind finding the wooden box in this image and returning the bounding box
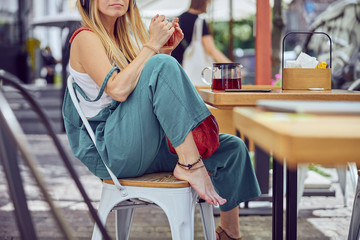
[282,68,331,90]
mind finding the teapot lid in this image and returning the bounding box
[213,62,242,68]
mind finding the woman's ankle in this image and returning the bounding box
[177,156,203,170]
[219,207,241,239]
[217,225,241,239]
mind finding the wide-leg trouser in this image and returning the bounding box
[92,54,260,211]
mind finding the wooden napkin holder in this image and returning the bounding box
[282,68,331,90]
[281,32,332,90]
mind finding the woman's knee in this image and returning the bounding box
[138,55,176,87]
[141,54,187,89]
[145,54,180,70]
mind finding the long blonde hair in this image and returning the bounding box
[76,0,149,69]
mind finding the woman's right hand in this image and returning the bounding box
[148,14,175,50]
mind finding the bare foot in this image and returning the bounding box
[173,160,226,206]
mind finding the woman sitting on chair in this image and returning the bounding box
[63,0,260,239]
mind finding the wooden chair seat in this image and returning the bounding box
[103,172,190,188]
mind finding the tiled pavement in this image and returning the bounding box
[0,134,355,239]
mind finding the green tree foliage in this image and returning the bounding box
[209,15,255,55]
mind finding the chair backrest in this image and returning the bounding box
[66,75,125,192]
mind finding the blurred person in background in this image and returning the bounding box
[41,46,59,84]
[172,0,232,64]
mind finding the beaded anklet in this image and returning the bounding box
[177,156,203,170]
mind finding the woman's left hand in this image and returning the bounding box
[159,18,183,54]
[172,18,184,48]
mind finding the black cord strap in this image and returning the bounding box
[177,156,202,170]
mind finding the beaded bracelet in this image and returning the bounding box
[143,44,160,54]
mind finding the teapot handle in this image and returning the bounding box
[201,67,212,86]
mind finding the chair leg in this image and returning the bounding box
[336,166,348,207]
[348,174,360,240]
[297,164,308,210]
[348,162,359,193]
[91,205,112,240]
[199,201,216,240]
[161,196,195,240]
[167,208,195,240]
[92,188,119,240]
[115,207,135,240]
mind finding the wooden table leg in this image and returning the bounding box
[273,157,284,240]
[237,130,270,195]
[255,146,270,194]
[286,166,298,240]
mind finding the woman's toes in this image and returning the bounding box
[219,198,227,205]
[204,195,213,205]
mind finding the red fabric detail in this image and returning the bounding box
[69,27,93,44]
[167,115,220,159]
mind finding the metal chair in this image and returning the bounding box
[297,163,358,208]
[297,79,360,208]
[67,75,216,240]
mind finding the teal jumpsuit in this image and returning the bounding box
[63,54,261,211]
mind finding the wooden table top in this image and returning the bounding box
[233,107,360,168]
[199,89,360,109]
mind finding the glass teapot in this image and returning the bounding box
[201,63,243,91]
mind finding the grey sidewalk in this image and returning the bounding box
[0,134,354,239]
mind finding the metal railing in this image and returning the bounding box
[0,70,111,240]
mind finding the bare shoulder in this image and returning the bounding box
[71,30,103,51]
[70,29,112,83]
[70,30,109,73]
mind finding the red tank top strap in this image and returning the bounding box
[69,27,93,44]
